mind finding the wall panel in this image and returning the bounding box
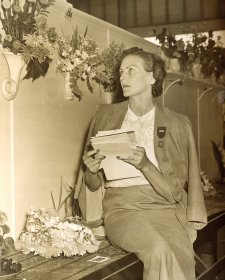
[151,0,167,25]
[168,0,184,23]
[186,0,202,21]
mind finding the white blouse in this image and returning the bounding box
[106,105,159,188]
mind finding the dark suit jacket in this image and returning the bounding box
[76,100,207,242]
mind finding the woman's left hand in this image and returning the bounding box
[117,146,149,170]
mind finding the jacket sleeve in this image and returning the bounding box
[185,118,207,229]
[73,107,106,224]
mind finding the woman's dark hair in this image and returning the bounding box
[121,47,166,98]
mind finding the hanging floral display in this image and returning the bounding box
[56,27,125,100]
[97,41,125,93]
[0,0,58,81]
[56,27,102,100]
[15,208,100,258]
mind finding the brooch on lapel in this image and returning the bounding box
[157,127,166,148]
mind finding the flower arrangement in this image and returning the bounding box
[56,28,125,100]
[154,28,185,60]
[154,28,225,81]
[0,210,15,255]
[96,41,125,93]
[15,208,100,258]
[200,171,216,196]
[0,0,58,81]
[56,27,102,101]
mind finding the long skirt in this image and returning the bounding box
[102,185,196,280]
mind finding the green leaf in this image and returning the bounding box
[50,191,56,211]
[57,177,63,212]
[23,59,49,81]
[58,192,73,212]
[86,77,93,93]
[71,26,78,51]
[84,26,88,38]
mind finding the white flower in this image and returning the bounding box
[81,51,89,60]
[2,0,11,9]
[0,210,7,225]
[0,227,4,236]
[24,34,45,47]
[16,208,99,258]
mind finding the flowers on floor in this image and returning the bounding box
[15,208,100,258]
[0,0,58,81]
[0,210,15,256]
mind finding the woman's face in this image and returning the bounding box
[119,55,153,98]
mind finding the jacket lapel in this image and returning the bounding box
[101,101,128,131]
[154,105,171,174]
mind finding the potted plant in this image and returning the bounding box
[155,28,225,82]
[154,28,187,73]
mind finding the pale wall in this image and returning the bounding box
[0,0,162,238]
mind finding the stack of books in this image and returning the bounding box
[91,129,141,180]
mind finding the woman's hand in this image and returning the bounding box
[117,146,149,171]
[83,149,105,175]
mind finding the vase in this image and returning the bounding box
[168,58,180,73]
[1,51,25,101]
[191,62,202,79]
[64,72,74,100]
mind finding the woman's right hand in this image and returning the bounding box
[83,149,105,175]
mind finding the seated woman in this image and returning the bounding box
[76,48,207,280]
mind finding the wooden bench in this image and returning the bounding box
[1,186,225,279]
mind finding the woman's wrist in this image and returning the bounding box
[139,158,150,172]
[84,169,102,191]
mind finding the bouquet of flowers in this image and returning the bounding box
[56,27,102,100]
[56,27,125,100]
[0,0,58,81]
[15,208,100,258]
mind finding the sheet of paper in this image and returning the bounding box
[100,156,141,180]
[87,255,110,263]
[91,129,140,180]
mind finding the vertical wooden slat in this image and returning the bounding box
[186,0,202,21]
[104,0,119,26]
[149,0,153,25]
[136,0,151,27]
[168,0,184,23]
[90,0,104,19]
[118,0,125,27]
[183,0,187,21]
[200,0,204,19]
[68,0,89,13]
[102,0,106,22]
[125,0,137,27]
[118,0,136,28]
[151,0,167,25]
[165,0,169,23]
[133,0,138,28]
[203,0,221,20]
